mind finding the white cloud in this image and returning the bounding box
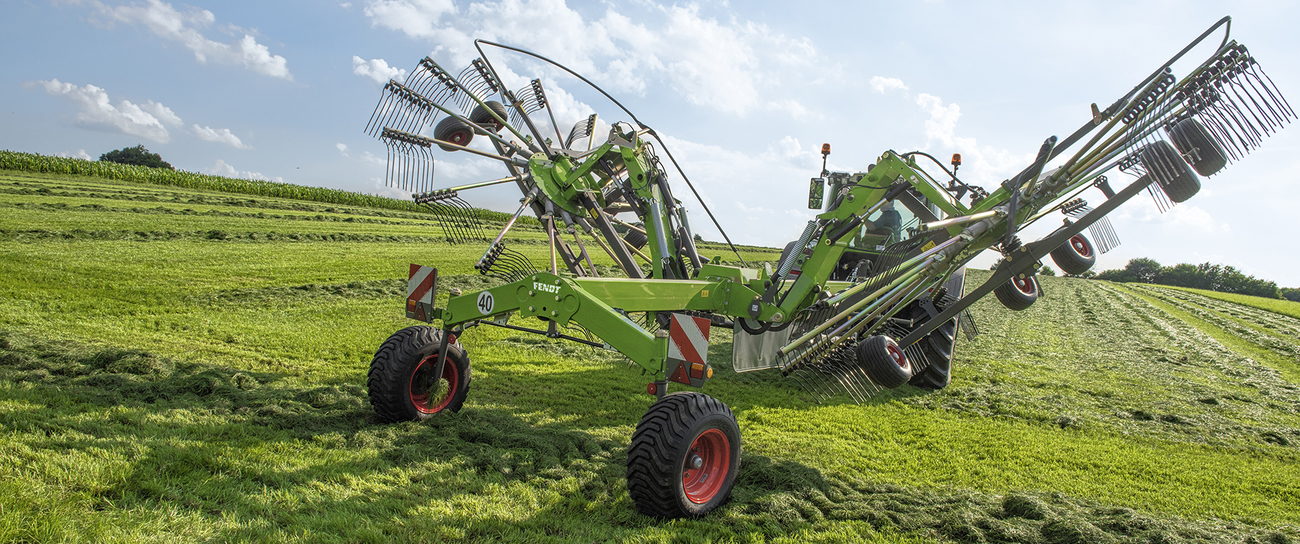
[336,142,349,156]
[38,79,177,143]
[89,0,292,79]
[912,92,1031,188]
[352,56,407,84]
[208,159,282,182]
[193,124,250,149]
[56,149,94,160]
[870,76,908,94]
[361,0,818,116]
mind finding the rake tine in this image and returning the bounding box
[1222,72,1274,140]
[1248,59,1296,119]
[1233,61,1288,129]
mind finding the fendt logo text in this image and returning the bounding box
[534,282,560,294]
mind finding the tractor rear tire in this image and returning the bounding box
[1050,234,1096,276]
[469,101,509,133]
[626,392,741,518]
[857,335,912,389]
[1140,140,1200,203]
[908,316,957,389]
[994,275,1039,311]
[434,117,475,152]
[623,229,648,250]
[1167,118,1227,176]
[368,326,471,422]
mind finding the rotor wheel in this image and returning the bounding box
[623,229,649,250]
[367,326,471,422]
[908,315,958,389]
[469,101,509,133]
[857,335,912,389]
[994,275,1039,311]
[1140,140,1201,203]
[1167,118,1227,176]
[1050,233,1097,276]
[434,116,475,152]
[626,392,741,518]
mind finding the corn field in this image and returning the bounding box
[0,149,492,217]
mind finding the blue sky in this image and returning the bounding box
[4,0,1298,286]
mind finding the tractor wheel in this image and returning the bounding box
[1140,140,1200,203]
[623,229,648,250]
[469,101,509,132]
[434,116,475,152]
[367,326,471,422]
[1050,233,1096,276]
[1167,118,1227,176]
[908,316,957,389]
[994,275,1039,311]
[857,335,912,389]
[626,392,741,518]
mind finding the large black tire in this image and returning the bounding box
[1167,118,1227,176]
[1140,140,1200,203]
[623,229,648,250]
[368,326,471,422]
[1050,233,1096,276]
[626,392,741,518]
[908,316,957,389]
[433,116,475,152]
[469,100,509,132]
[994,275,1039,311]
[856,335,912,389]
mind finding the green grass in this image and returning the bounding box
[1,168,1297,543]
[1149,283,1300,321]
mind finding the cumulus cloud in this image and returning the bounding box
[193,124,250,149]
[38,79,178,143]
[56,149,94,160]
[912,92,1031,188]
[870,76,908,94]
[336,142,349,155]
[352,56,406,84]
[208,159,282,182]
[87,0,292,79]
[361,0,818,115]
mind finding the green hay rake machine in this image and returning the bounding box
[362,17,1291,517]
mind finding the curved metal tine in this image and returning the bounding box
[450,196,488,240]
[1204,91,1257,153]
[1222,64,1276,137]
[1212,84,1264,149]
[365,82,400,136]
[1231,61,1287,129]
[1248,60,1296,119]
[453,59,500,113]
[1196,107,1245,162]
[406,58,462,111]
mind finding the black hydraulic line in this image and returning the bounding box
[478,319,607,348]
[474,39,749,267]
[900,151,979,196]
[896,172,1157,348]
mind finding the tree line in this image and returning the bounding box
[1095,258,1299,301]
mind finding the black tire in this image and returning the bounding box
[626,392,741,518]
[1050,233,1096,276]
[368,326,471,422]
[1167,118,1227,176]
[469,101,509,132]
[433,116,474,152]
[994,275,1039,311]
[623,229,648,250]
[908,316,957,389]
[856,335,912,389]
[1140,140,1200,203]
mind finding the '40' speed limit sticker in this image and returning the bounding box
[476,291,494,315]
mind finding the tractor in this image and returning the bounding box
[360,16,1290,517]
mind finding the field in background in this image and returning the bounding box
[1,169,1298,543]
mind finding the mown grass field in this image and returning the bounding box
[2,169,1298,543]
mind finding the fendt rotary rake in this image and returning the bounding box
[361,17,1291,517]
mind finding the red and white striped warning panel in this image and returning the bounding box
[667,313,711,386]
[406,263,437,322]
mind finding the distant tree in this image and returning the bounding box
[1095,268,1131,282]
[1040,266,1056,276]
[100,145,172,170]
[1124,258,1162,283]
[1157,263,1202,288]
[1080,270,1097,279]
[1282,288,1300,303]
[693,233,704,243]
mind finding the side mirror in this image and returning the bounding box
[808,177,825,209]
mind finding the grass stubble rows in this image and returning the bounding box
[1,170,1297,543]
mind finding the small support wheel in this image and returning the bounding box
[994,275,1039,311]
[469,101,509,133]
[1166,118,1227,176]
[623,229,648,250]
[434,116,475,152]
[367,326,471,422]
[1140,140,1201,203]
[857,334,912,388]
[626,392,741,518]
[1050,233,1096,275]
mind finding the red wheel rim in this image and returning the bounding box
[683,428,731,504]
[1069,235,1092,258]
[448,131,470,146]
[409,354,458,414]
[1013,276,1035,295]
[886,343,908,370]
